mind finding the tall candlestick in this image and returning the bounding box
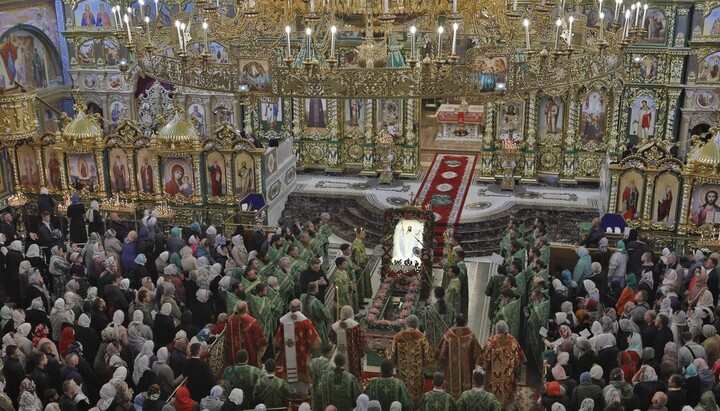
[114,7,122,28]
[568,16,574,45]
[383,0,389,13]
[306,27,312,59]
[641,4,648,28]
[598,0,603,12]
[614,0,621,21]
[555,18,562,49]
[111,6,118,27]
[623,9,631,38]
[285,26,292,57]
[561,0,566,11]
[175,20,182,51]
[634,2,640,26]
[145,16,151,43]
[180,22,186,51]
[452,0,457,13]
[310,0,315,12]
[437,26,444,56]
[513,0,518,10]
[410,26,416,60]
[330,25,337,58]
[124,14,132,42]
[523,19,530,49]
[139,0,145,20]
[599,12,605,39]
[452,23,458,54]
[155,0,159,20]
[202,20,209,52]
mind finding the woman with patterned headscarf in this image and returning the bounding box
[17,378,43,411]
[49,298,74,341]
[616,273,637,316]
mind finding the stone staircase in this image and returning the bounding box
[284,193,598,257]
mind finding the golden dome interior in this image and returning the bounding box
[155,112,200,143]
[62,109,103,141]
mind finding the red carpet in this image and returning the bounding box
[414,153,477,262]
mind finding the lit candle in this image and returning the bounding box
[310,0,315,12]
[111,6,119,27]
[641,4,648,28]
[568,16,574,45]
[452,0,457,13]
[139,0,145,19]
[451,23,458,54]
[180,22,186,51]
[410,26,416,59]
[523,19,530,49]
[175,20,182,51]
[634,2,640,26]
[145,16,151,42]
[614,0,621,21]
[124,14,132,42]
[561,0,566,11]
[285,25,292,57]
[202,20,209,52]
[623,9,631,38]
[513,0,518,10]
[437,26,444,56]
[383,0,389,13]
[330,25,337,58]
[598,0,603,12]
[554,18,562,49]
[155,0,159,20]
[306,27,312,59]
[116,6,123,28]
[599,12,605,39]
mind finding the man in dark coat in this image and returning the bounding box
[626,233,653,278]
[109,212,129,243]
[4,345,26,408]
[0,211,16,246]
[182,343,215,402]
[104,273,130,312]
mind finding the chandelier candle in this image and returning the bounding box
[203,21,209,52]
[139,0,145,19]
[513,0,518,11]
[452,0,457,13]
[310,0,315,12]
[410,26,416,59]
[285,26,292,57]
[330,25,337,58]
[145,16,151,43]
[154,0,159,20]
[175,20,182,51]
[554,18,561,49]
[568,16,574,46]
[599,12,605,39]
[306,27,312,59]
[124,14,132,42]
[523,19,530,50]
[614,0,621,21]
[437,26,444,56]
[634,2,640,26]
[111,6,119,27]
[383,0,389,13]
[452,23,458,54]
[641,4,648,28]
[180,23,186,51]
[623,9,631,38]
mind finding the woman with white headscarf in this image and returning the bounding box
[86,200,105,237]
[64,279,84,317]
[111,310,129,346]
[133,340,155,387]
[0,306,12,330]
[231,234,248,267]
[154,303,176,348]
[18,260,32,307]
[128,310,154,357]
[152,346,183,395]
[201,385,225,411]
[354,393,370,411]
[49,298,74,341]
[27,267,51,313]
[5,240,25,305]
[222,388,244,410]
[96,383,117,411]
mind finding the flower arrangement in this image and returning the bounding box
[365,275,421,330]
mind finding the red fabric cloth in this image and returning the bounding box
[59,327,75,357]
[173,387,196,411]
[616,287,635,316]
[225,312,267,367]
[329,324,368,378]
[273,318,321,383]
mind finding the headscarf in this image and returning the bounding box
[160,303,172,316]
[627,332,642,354]
[97,383,117,411]
[40,187,49,195]
[589,365,603,380]
[368,401,382,411]
[579,398,594,411]
[552,404,566,411]
[134,254,147,266]
[59,327,75,357]
[209,385,224,400]
[159,251,169,262]
[173,386,196,411]
[663,342,678,366]
[26,244,41,258]
[625,273,637,292]
[699,391,719,411]
[8,240,23,253]
[389,402,402,411]
[597,333,615,350]
[695,358,710,371]
[133,355,150,385]
[156,347,169,363]
[354,394,370,411]
[704,324,718,338]
[579,372,591,383]
[228,388,244,405]
[113,310,125,326]
[120,278,130,290]
[33,324,49,347]
[643,366,658,381]
[299,403,311,411]
[77,313,91,328]
[684,363,699,378]
[196,289,211,303]
[86,200,99,221]
[71,193,80,204]
[551,364,567,381]
[29,297,45,312]
[690,270,710,304]
[12,309,26,329]
[552,279,568,296]
[110,366,128,385]
[663,269,678,286]
[0,306,11,329]
[615,240,626,254]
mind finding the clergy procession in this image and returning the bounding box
[2,201,720,411]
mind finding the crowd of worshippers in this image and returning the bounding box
[490,215,720,411]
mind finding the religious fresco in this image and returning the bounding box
[0,30,57,89]
[0,150,12,198]
[16,144,39,191]
[470,56,508,91]
[136,148,155,194]
[110,101,127,124]
[637,56,658,81]
[497,101,524,141]
[188,104,206,138]
[74,0,114,27]
[238,59,270,91]
[652,172,680,226]
[77,40,96,66]
[377,99,402,137]
[43,147,63,191]
[205,151,226,197]
[617,169,644,220]
[579,91,607,142]
[209,42,228,63]
[265,149,277,177]
[345,98,365,134]
[697,52,720,83]
[259,98,282,132]
[587,7,614,30]
[0,4,61,46]
[641,8,667,44]
[538,96,564,141]
[702,7,720,37]
[305,98,328,134]
[233,151,255,199]
[103,40,119,66]
[162,157,194,197]
[68,153,99,191]
[108,148,131,194]
[696,91,715,109]
[691,183,720,226]
[629,95,657,142]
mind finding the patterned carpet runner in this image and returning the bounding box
[414,153,477,261]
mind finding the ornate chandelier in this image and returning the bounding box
[111,0,648,100]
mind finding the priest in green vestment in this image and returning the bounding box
[445,266,462,317]
[267,234,286,265]
[275,256,299,302]
[452,251,469,320]
[525,289,550,372]
[420,373,457,411]
[364,359,414,411]
[493,289,521,341]
[300,282,332,342]
[484,265,507,321]
[316,212,333,268]
[311,353,361,411]
[421,287,455,352]
[248,283,276,356]
[297,233,317,263]
[537,238,551,264]
[309,343,334,385]
[242,266,263,295]
[352,228,372,302]
[333,257,355,312]
[265,277,286,324]
[253,358,299,408]
[341,243,364,308]
[457,371,501,411]
[223,349,265,407]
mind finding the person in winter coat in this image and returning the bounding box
[66,194,87,244]
[86,200,105,237]
[121,231,139,276]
